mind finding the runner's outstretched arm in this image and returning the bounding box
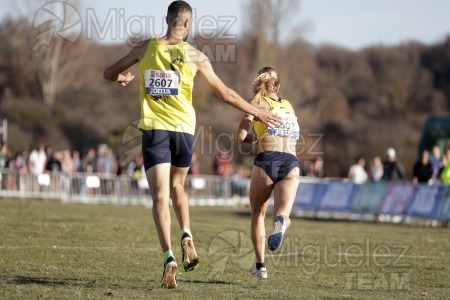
[194,51,283,128]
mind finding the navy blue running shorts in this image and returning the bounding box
[254,151,300,183]
[141,129,194,170]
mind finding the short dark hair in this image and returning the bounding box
[167,1,192,21]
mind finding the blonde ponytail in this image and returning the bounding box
[252,67,280,105]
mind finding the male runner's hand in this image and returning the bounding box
[117,72,135,86]
[255,107,284,128]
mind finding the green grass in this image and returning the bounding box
[0,199,449,299]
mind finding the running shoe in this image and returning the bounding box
[249,264,268,280]
[181,233,199,272]
[161,256,177,289]
[268,215,285,251]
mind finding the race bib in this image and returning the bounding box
[145,70,179,96]
[267,113,300,139]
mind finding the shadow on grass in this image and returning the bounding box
[6,276,135,291]
[234,209,382,225]
[7,276,186,292]
[178,279,232,285]
[234,211,251,218]
[8,276,98,288]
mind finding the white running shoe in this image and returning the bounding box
[161,257,177,289]
[249,264,268,280]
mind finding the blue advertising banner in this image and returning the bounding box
[406,185,446,219]
[293,180,450,222]
[318,182,355,212]
[294,182,325,211]
[379,183,415,215]
[350,182,388,214]
[438,187,450,221]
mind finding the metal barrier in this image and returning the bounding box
[2,170,448,226]
[0,170,250,206]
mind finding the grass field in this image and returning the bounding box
[0,199,449,299]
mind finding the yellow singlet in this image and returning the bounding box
[138,38,196,135]
[252,97,300,140]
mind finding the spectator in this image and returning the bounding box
[70,150,83,194]
[440,152,450,184]
[230,166,248,196]
[97,146,117,175]
[82,148,96,173]
[188,152,200,176]
[45,147,62,173]
[14,151,28,174]
[29,144,47,175]
[96,145,116,194]
[105,147,118,175]
[306,157,325,178]
[96,145,106,173]
[116,154,128,176]
[430,145,444,182]
[0,142,11,170]
[72,150,82,173]
[348,157,368,184]
[127,158,137,178]
[212,151,232,197]
[412,150,433,185]
[382,148,405,180]
[132,154,145,180]
[5,155,18,190]
[61,150,75,174]
[370,155,383,182]
[213,151,232,179]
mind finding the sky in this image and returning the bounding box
[2,0,450,50]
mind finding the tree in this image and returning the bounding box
[242,0,302,70]
[0,18,38,98]
[30,0,86,107]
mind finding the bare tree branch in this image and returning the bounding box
[30,0,85,107]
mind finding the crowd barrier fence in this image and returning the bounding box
[1,170,449,225]
[0,170,249,207]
